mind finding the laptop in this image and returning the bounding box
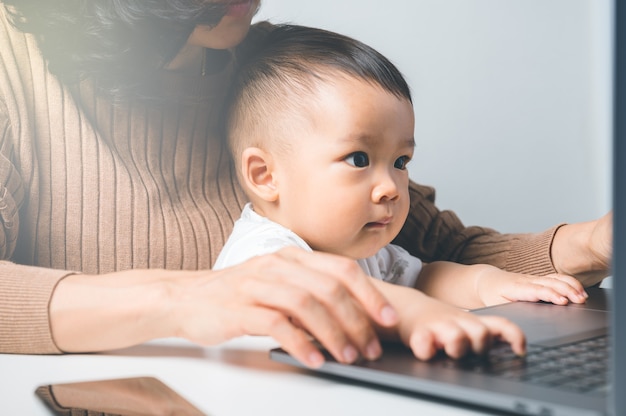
[270,2,625,415]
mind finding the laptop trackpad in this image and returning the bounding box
[472,302,608,347]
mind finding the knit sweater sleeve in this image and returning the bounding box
[0,105,70,354]
[393,180,559,276]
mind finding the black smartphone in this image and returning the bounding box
[35,376,206,416]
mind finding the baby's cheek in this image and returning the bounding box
[399,195,410,220]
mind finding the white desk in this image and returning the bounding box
[0,336,498,416]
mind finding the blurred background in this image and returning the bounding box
[255,0,612,235]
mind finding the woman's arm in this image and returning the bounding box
[0,262,72,353]
[395,181,611,286]
[551,212,612,286]
[49,247,398,368]
[0,108,71,354]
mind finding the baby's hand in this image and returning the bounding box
[475,266,588,307]
[394,291,526,360]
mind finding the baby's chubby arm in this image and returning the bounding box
[371,280,526,359]
[415,261,588,310]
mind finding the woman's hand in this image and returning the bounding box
[50,247,398,369]
[174,247,400,367]
[372,281,526,359]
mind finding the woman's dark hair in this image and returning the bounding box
[3,0,228,97]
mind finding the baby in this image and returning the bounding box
[216,24,586,366]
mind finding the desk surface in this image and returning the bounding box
[1,336,505,416]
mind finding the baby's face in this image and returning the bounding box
[271,76,415,260]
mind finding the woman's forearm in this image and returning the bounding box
[49,269,184,352]
[48,249,399,367]
[551,213,612,287]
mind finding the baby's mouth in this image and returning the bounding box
[366,218,392,228]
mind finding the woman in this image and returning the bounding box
[0,0,611,368]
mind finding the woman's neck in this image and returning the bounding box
[165,45,232,77]
[165,44,205,75]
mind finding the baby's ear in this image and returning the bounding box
[240,147,279,202]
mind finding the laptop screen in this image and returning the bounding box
[611,1,625,414]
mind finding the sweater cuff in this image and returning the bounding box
[504,224,564,276]
[0,262,74,354]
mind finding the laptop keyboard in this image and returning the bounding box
[439,335,609,393]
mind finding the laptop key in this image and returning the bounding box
[451,335,609,393]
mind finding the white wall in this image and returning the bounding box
[254,0,612,233]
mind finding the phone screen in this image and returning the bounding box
[35,376,206,416]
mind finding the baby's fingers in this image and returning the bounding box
[519,275,587,305]
[408,328,440,361]
[455,317,493,355]
[505,277,586,305]
[410,321,471,360]
[541,274,588,303]
[478,316,526,356]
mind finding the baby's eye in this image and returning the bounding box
[345,151,370,168]
[394,156,411,170]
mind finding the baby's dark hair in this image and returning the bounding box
[225,23,412,164]
[3,0,227,98]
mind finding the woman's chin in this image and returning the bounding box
[188,21,253,50]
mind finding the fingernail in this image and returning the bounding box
[365,340,382,360]
[380,305,398,325]
[343,345,358,363]
[308,351,325,368]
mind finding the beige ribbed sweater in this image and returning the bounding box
[0,11,559,355]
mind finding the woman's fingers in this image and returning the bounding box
[238,277,368,364]
[238,306,325,368]
[255,249,395,360]
[275,247,399,327]
[210,248,397,365]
